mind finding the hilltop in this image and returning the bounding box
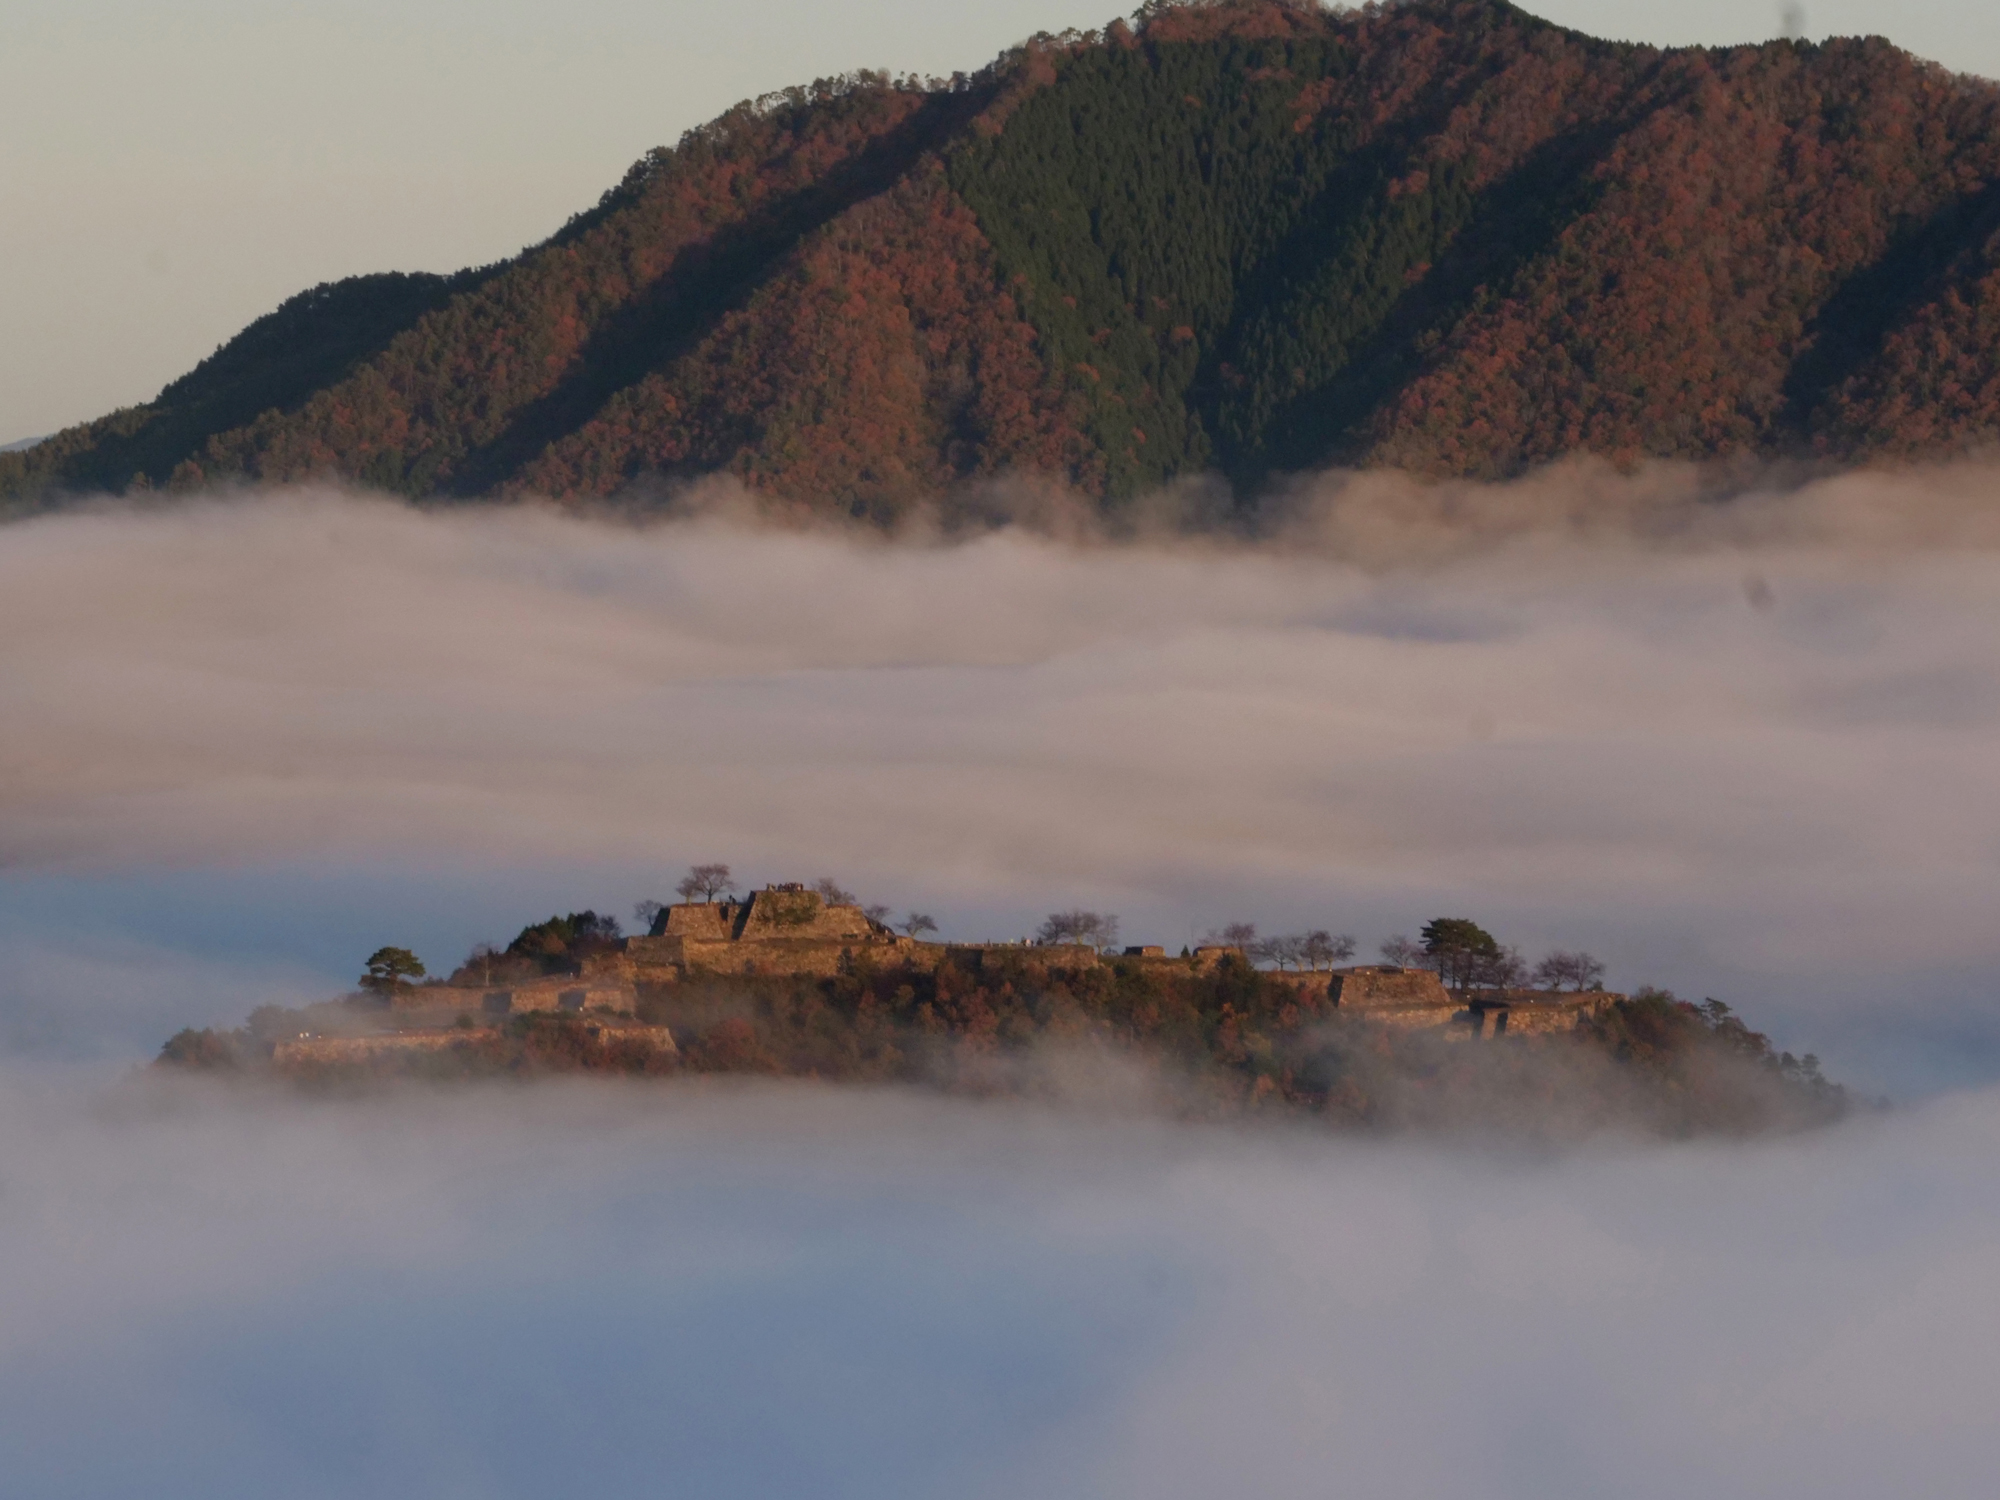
[11,0,2000,520]
[158,879,1849,1138]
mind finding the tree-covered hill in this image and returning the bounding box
[10,0,2000,519]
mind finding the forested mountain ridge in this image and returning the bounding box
[10,0,2000,519]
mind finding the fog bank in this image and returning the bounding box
[3,467,1999,1086]
[1,1072,1995,1498]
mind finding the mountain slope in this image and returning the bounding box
[9,0,2000,518]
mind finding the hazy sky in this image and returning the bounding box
[6,0,1999,444]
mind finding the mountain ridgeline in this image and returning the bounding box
[11,0,2000,519]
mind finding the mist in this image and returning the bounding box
[1,1070,1996,1498]
[4,465,2000,1087]
[5,465,2000,1493]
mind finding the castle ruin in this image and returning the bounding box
[272,886,1620,1064]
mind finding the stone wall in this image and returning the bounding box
[272,1030,473,1065]
[1468,991,1620,1037]
[576,1019,678,1053]
[1326,966,1454,1011]
[271,1017,675,1066]
[1366,1004,1472,1032]
[738,888,879,940]
[656,890,883,944]
[942,943,1106,976]
[414,975,639,1017]
[630,931,915,981]
[659,903,737,940]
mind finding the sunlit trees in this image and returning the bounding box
[359,946,426,997]
[1420,919,1500,991]
[498,912,623,978]
[1533,950,1607,991]
[158,1027,241,1068]
[1233,928,1357,969]
[1037,910,1119,949]
[677,864,737,903]
[16,8,2000,515]
[1298,930,1356,971]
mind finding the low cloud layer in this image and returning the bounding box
[3,467,2000,1084]
[6,470,2000,1496]
[2,1073,1996,1499]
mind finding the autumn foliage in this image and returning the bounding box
[160,952,1850,1139]
[10,0,2000,516]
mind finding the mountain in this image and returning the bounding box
[9,0,2000,520]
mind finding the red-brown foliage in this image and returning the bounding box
[519,165,1096,515]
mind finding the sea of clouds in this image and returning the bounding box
[5,463,2000,1084]
[3,464,2000,1495]
[1,1071,1997,1498]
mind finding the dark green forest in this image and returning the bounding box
[11,0,2000,518]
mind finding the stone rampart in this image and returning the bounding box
[943,943,1103,975]
[272,1030,474,1065]
[1364,1003,1471,1031]
[507,977,638,1014]
[660,902,737,940]
[573,1019,678,1053]
[1467,991,1620,1037]
[418,976,638,1016]
[1327,966,1453,1011]
[737,888,879,940]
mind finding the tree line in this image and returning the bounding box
[348,863,1610,1002]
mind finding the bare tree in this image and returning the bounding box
[1299,930,1357,970]
[1259,934,1306,970]
[1379,934,1428,968]
[632,900,665,934]
[901,912,939,938]
[466,941,501,985]
[1479,945,1528,991]
[1207,921,1258,949]
[1532,950,1606,991]
[676,863,736,903]
[811,876,858,905]
[1037,911,1119,949]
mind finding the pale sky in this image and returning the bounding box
[5,0,1997,444]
